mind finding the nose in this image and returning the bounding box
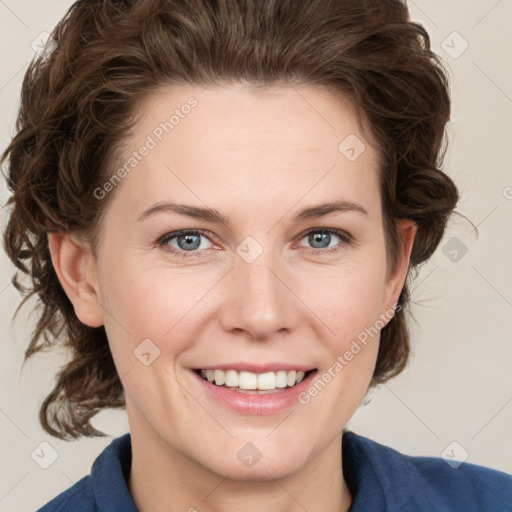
[218,247,299,341]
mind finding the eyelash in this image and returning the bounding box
[157,228,353,258]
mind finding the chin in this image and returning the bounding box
[194,435,312,481]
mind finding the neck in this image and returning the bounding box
[127,422,352,512]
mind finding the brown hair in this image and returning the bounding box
[1,0,458,440]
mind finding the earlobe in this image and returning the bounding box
[47,232,104,328]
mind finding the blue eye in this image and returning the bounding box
[157,228,352,258]
[159,230,214,256]
[299,228,351,253]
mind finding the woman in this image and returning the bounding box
[2,0,511,510]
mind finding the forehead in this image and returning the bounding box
[108,83,382,222]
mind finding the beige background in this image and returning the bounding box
[1,1,511,510]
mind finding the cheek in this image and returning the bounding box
[95,255,214,362]
[291,261,386,431]
[303,256,388,349]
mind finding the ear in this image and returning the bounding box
[383,219,416,309]
[47,232,104,328]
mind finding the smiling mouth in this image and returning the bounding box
[195,368,316,394]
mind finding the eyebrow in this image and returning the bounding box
[136,200,368,225]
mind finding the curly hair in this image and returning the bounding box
[1,0,458,440]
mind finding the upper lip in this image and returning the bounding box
[194,363,316,373]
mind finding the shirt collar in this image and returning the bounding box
[91,433,138,512]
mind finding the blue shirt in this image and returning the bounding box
[37,430,512,511]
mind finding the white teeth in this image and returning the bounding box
[257,372,275,390]
[275,371,288,388]
[238,371,258,390]
[198,368,310,390]
[214,369,225,386]
[225,370,238,387]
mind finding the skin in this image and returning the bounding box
[48,83,415,512]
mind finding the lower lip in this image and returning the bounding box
[192,370,317,415]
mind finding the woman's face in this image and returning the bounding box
[77,84,413,478]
